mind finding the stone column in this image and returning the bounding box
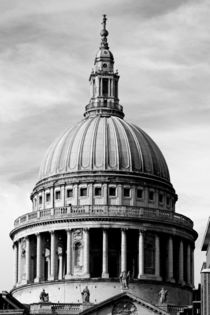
[83,229,90,277]
[179,240,184,285]
[121,229,127,272]
[58,248,63,280]
[35,233,42,283]
[65,229,72,279]
[168,236,175,282]
[102,229,109,278]
[25,237,30,283]
[192,248,194,287]
[18,239,22,284]
[187,244,191,285]
[138,230,144,278]
[13,242,18,286]
[155,234,161,279]
[50,231,57,280]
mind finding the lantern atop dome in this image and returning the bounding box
[84,15,124,119]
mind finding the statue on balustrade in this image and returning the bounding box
[40,289,49,303]
[119,271,130,289]
[159,287,168,304]
[81,286,90,303]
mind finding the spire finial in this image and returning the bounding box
[100,14,109,49]
[102,14,107,30]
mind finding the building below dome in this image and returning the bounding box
[9,15,197,315]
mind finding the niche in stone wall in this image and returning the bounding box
[73,229,83,275]
[144,232,155,274]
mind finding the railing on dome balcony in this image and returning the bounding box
[13,205,193,229]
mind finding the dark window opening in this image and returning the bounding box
[149,190,154,201]
[80,188,87,197]
[159,193,163,203]
[109,187,116,197]
[166,196,170,205]
[137,189,143,199]
[55,191,61,200]
[67,189,73,198]
[124,188,130,197]
[46,193,50,202]
[95,187,102,196]
[39,196,42,204]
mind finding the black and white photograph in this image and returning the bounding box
[0,1,209,314]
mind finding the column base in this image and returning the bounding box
[48,275,56,281]
[178,280,186,286]
[138,274,162,281]
[167,277,175,283]
[20,279,30,285]
[34,277,41,283]
[82,273,90,279]
[65,274,73,280]
[102,273,109,279]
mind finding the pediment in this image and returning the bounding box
[80,292,169,315]
[0,291,26,313]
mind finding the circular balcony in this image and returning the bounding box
[12,205,193,232]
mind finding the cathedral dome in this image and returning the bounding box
[38,115,170,182]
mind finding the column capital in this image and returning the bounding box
[139,228,146,234]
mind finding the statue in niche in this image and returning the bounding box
[159,287,168,304]
[81,286,90,303]
[40,289,49,303]
[119,271,130,289]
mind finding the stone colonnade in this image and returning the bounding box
[13,228,194,287]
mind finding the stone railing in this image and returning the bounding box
[13,205,193,229]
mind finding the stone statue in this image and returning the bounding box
[40,289,49,303]
[119,271,130,289]
[159,287,168,304]
[81,286,90,303]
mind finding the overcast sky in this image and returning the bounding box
[0,0,210,290]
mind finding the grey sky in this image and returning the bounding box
[0,0,210,290]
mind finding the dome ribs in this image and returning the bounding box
[112,117,131,170]
[107,117,119,169]
[38,116,170,182]
[94,116,106,169]
[119,119,143,172]
[129,124,154,176]
[79,117,97,170]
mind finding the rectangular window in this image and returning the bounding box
[159,193,163,203]
[149,190,154,201]
[123,188,130,197]
[166,196,170,206]
[95,187,102,196]
[109,187,116,197]
[46,193,50,202]
[39,196,42,204]
[137,188,143,199]
[55,191,61,200]
[67,189,73,198]
[80,187,87,197]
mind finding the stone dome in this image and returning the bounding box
[38,115,170,182]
